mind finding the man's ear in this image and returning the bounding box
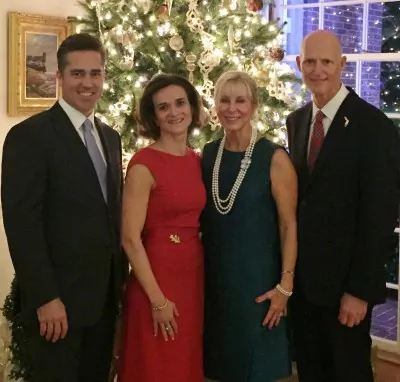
[56,70,63,86]
[296,56,301,72]
[340,56,347,70]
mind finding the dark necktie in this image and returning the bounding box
[308,110,325,170]
[81,119,108,202]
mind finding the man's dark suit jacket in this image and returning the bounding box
[287,89,400,306]
[1,102,128,327]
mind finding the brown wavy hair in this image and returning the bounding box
[137,73,202,140]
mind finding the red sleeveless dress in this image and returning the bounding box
[118,147,206,382]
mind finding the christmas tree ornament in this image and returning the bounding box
[137,0,153,13]
[157,4,169,20]
[268,47,285,62]
[247,0,263,12]
[166,0,174,15]
[169,35,184,51]
[266,67,287,100]
[254,68,270,87]
[118,54,135,70]
[227,25,235,53]
[185,52,197,83]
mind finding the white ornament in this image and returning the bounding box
[212,128,257,214]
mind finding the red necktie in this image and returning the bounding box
[308,110,325,169]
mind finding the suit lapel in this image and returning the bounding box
[292,104,312,187]
[308,92,354,184]
[295,104,312,168]
[49,102,107,204]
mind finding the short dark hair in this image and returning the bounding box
[57,33,106,72]
[138,74,202,140]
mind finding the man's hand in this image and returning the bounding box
[338,293,368,327]
[36,298,68,342]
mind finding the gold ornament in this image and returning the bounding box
[169,35,184,51]
[202,52,220,69]
[109,27,124,44]
[254,69,270,87]
[268,47,285,62]
[118,54,134,70]
[186,52,197,83]
[124,29,141,47]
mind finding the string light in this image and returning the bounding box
[73,0,305,163]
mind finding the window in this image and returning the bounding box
[277,0,400,353]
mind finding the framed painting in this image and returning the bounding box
[7,12,74,117]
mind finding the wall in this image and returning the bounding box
[0,0,81,306]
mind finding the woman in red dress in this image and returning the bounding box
[117,74,206,382]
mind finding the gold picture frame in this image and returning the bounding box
[7,12,74,117]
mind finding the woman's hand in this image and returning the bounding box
[151,300,179,341]
[255,287,289,330]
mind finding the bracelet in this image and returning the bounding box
[276,284,293,297]
[281,270,294,276]
[152,299,168,311]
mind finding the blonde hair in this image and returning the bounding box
[214,71,259,107]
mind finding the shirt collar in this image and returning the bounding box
[312,83,349,122]
[58,98,95,131]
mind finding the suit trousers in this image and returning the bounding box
[291,292,373,382]
[25,286,117,382]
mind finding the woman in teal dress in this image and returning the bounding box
[202,71,298,382]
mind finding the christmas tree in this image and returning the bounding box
[73,0,304,164]
[2,0,304,379]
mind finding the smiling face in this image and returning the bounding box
[215,80,256,133]
[296,30,346,106]
[152,85,193,138]
[56,50,104,116]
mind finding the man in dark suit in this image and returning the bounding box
[1,33,128,382]
[287,30,400,382]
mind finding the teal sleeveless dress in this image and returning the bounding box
[201,137,291,382]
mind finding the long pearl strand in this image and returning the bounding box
[212,128,257,215]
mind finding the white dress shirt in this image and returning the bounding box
[58,98,106,164]
[308,84,349,153]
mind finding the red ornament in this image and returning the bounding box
[247,0,263,12]
[268,47,285,62]
[159,4,168,14]
[157,4,169,20]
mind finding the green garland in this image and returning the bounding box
[1,277,32,381]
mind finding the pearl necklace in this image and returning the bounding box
[212,128,257,215]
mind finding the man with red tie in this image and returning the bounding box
[286,30,400,382]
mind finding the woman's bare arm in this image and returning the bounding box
[271,149,298,293]
[121,164,165,308]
